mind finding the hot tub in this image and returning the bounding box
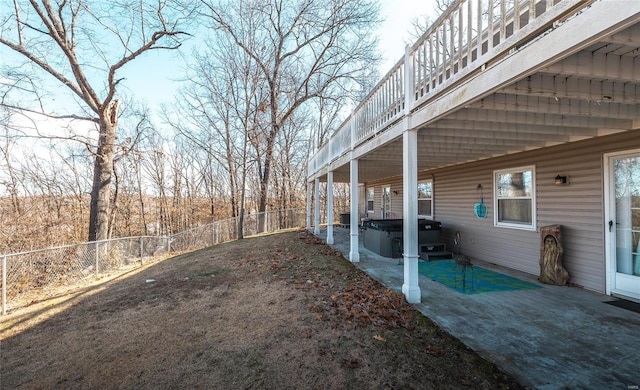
[363,219,403,257]
[362,219,443,258]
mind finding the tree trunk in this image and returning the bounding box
[258,149,273,233]
[88,100,119,242]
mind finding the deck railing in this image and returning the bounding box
[309,0,592,176]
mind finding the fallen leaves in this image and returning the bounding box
[343,359,360,368]
[426,345,447,356]
[267,232,419,331]
[323,276,416,330]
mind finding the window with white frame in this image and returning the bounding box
[418,180,433,218]
[494,166,535,229]
[366,187,375,213]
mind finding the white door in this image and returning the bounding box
[605,150,640,300]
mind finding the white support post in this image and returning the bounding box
[402,45,420,303]
[402,128,421,303]
[327,170,334,245]
[306,181,312,231]
[314,177,321,235]
[349,158,360,262]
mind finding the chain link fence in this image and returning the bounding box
[1,208,306,314]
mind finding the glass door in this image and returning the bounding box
[382,186,391,219]
[607,151,640,299]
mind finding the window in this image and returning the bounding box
[494,166,535,229]
[366,187,374,213]
[418,180,433,218]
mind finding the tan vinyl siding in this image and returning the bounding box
[367,130,640,293]
[433,131,640,293]
[365,176,404,219]
[432,148,607,291]
[536,150,605,291]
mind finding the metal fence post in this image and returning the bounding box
[139,237,144,266]
[95,241,99,278]
[2,255,7,316]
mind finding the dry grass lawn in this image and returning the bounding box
[1,230,524,389]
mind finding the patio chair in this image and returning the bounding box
[453,231,474,290]
[454,255,474,290]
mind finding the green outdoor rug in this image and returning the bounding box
[418,259,542,295]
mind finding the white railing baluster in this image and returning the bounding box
[488,0,494,52]
[500,0,507,42]
[458,5,463,72]
[467,0,473,65]
[449,13,455,78]
[478,0,484,55]
[531,0,537,19]
[435,28,441,86]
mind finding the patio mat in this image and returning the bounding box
[603,299,640,314]
[418,260,542,295]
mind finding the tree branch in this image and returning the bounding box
[104,30,190,108]
[1,102,98,123]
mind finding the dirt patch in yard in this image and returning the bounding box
[1,230,524,389]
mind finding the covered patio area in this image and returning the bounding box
[314,226,639,389]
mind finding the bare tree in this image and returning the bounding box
[170,50,245,220]
[169,29,266,238]
[408,0,455,42]
[0,0,194,241]
[142,130,171,235]
[200,0,381,231]
[273,107,314,224]
[0,108,23,217]
[107,108,149,237]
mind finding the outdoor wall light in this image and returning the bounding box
[392,190,399,195]
[555,175,568,186]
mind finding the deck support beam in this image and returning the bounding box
[349,158,360,262]
[402,127,421,303]
[314,177,320,235]
[306,181,312,231]
[402,44,421,303]
[326,170,334,245]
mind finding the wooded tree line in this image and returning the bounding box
[0,110,307,253]
[0,0,380,253]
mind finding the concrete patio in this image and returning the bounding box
[314,226,640,390]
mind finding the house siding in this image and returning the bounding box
[364,176,404,220]
[362,129,640,293]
